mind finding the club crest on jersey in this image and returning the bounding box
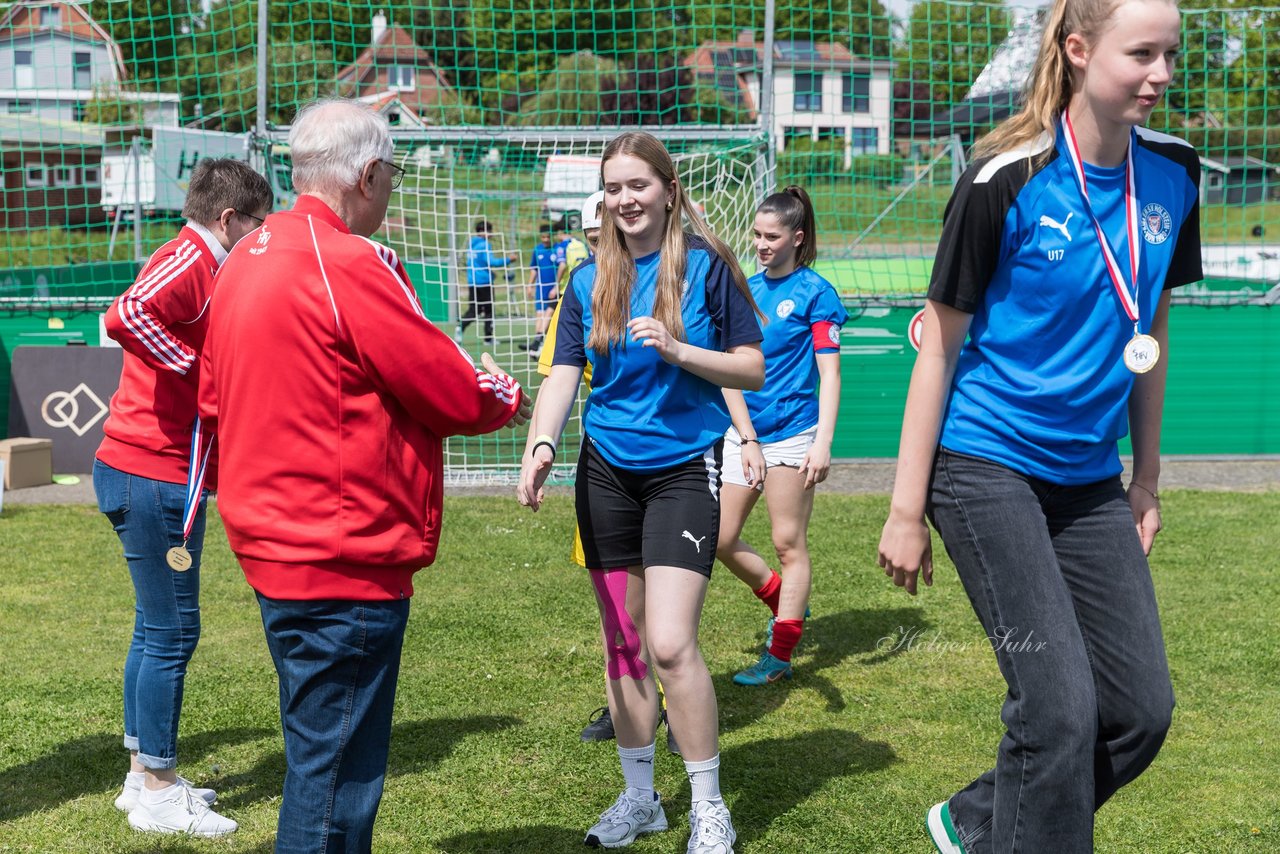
[776,299,796,319]
[1142,203,1172,245]
[248,227,272,255]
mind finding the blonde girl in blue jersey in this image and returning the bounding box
[878,0,1200,850]
[715,186,847,686]
[518,131,763,854]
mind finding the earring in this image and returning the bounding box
[666,201,673,211]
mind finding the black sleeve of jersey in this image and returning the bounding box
[703,247,763,350]
[1165,146,1203,290]
[552,274,588,367]
[926,158,1026,313]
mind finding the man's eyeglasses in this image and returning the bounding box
[380,159,406,190]
[236,210,265,225]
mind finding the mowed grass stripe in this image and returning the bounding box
[0,492,1276,852]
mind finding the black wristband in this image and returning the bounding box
[532,440,557,461]
[740,438,760,445]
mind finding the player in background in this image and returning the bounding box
[877,0,1200,849]
[715,185,846,686]
[456,219,517,347]
[524,224,560,354]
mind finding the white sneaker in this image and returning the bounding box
[128,782,237,836]
[687,799,736,853]
[114,772,217,812]
[584,787,668,848]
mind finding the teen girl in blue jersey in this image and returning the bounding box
[518,131,763,854]
[715,186,847,687]
[879,0,1199,851]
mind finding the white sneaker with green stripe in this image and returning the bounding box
[927,801,966,854]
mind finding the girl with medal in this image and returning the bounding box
[877,0,1201,850]
[94,159,271,836]
[716,186,847,686]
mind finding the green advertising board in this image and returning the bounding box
[2,268,1275,459]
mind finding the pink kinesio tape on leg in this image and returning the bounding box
[590,569,647,680]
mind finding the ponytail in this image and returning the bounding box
[973,0,1136,161]
[756,185,818,268]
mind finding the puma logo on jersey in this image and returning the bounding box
[682,530,706,553]
[1038,212,1073,242]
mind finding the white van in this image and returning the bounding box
[543,154,600,229]
[101,128,296,216]
[101,153,157,214]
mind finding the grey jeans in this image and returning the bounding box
[928,448,1174,854]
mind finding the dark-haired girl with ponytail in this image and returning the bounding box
[716,185,847,686]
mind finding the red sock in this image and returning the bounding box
[768,619,804,662]
[752,571,782,616]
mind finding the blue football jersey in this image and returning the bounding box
[467,236,510,286]
[929,125,1202,484]
[530,243,559,285]
[553,234,763,471]
[743,266,848,443]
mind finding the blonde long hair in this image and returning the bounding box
[973,0,1165,160]
[588,132,760,353]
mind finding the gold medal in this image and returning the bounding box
[1123,333,1160,374]
[166,546,192,572]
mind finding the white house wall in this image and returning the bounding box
[0,31,114,91]
[770,68,892,162]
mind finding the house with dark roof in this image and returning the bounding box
[0,1,178,124]
[0,114,137,227]
[686,31,893,164]
[335,12,465,125]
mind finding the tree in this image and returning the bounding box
[179,2,336,132]
[601,54,750,125]
[896,0,1012,106]
[680,0,894,60]
[514,52,619,126]
[82,85,143,126]
[88,0,191,87]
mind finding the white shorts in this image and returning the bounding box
[721,425,817,490]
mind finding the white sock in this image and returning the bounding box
[684,754,722,804]
[618,743,656,797]
[125,770,145,786]
[140,781,181,804]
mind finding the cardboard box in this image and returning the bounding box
[0,437,53,489]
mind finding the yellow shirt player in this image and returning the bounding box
[538,190,600,567]
[540,191,677,751]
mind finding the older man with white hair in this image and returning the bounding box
[199,99,530,852]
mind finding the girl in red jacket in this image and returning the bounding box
[95,157,271,837]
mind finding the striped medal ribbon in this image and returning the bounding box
[166,416,213,572]
[1060,111,1160,374]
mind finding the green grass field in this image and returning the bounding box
[1,492,1278,852]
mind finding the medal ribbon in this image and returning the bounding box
[181,416,213,543]
[1060,111,1141,330]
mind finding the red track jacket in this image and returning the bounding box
[97,222,225,486]
[199,196,522,601]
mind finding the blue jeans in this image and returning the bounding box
[928,449,1174,854]
[93,459,207,770]
[257,594,410,854]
